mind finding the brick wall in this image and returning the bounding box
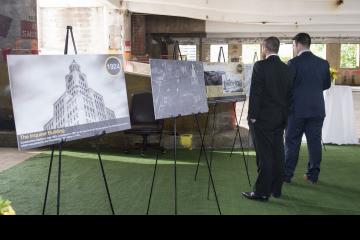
[0,0,37,63]
[146,15,205,34]
[0,0,37,129]
[229,43,242,62]
[202,44,211,62]
[0,131,17,147]
[39,7,106,54]
[131,15,146,56]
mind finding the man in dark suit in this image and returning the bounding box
[242,37,293,201]
[284,33,331,184]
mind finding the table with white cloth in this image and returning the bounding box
[322,85,358,145]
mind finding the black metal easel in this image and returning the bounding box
[229,51,258,155]
[64,26,77,55]
[146,41,221,215]
[228,99,251,186]
[194,47,251,195]
[42,26,115,215]
[228,51,260,185]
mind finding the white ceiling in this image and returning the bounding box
[124,0,360,37]
[38,0,360,37]
[37,0,119,8]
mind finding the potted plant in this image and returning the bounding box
[330,67,338,85]
[0,197,16,215]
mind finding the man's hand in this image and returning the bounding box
[250,119,257,123]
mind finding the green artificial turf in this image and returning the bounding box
[0,145,359,215]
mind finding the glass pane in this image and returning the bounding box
[311,44,326,60]
[179,45,197,61]
[242,44,260,64]
[210,44,228,62]
[278,43,293,63]
[340,44,360,68]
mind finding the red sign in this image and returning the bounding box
[125,40,131,52]
[21,20,37,39]
[2,48,12,62]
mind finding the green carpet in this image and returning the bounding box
[0,145,359,215]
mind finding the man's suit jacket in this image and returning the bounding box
[248,55,293,126]
[288,51,331,118]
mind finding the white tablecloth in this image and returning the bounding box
[322,85,358,145]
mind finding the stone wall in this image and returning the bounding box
[0,131,17,147]
[0,0,37,131]
[0,0,37,63]
[39,7,105,54]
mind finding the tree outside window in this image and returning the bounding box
[278,43,293,63]
[340,44,360,69]
[310,44,326,60]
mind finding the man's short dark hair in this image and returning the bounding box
[263,37,280,53]
[293,33,311,48]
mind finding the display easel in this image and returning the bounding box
[322,140,327,151]
[194,47,251,198]
[42,26,115,215]
[147,41,221,215]
[229,51,259,160]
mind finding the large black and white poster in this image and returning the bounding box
[203,62,246,102]
[7,54,131,150]
[150,59,208,120]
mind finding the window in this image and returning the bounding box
[179,45,197,61]
[210,44,228,62]
[311,44,326,60]
[242,44,260,64]
[278,43,293,63]
[340,44,360,68]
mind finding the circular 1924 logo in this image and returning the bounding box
[105,56,122,76]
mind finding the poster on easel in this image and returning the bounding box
[7,54,131,150]
[243,51,258,96]
[243,63,254,96]
[203,62,246,102]
[150,59,208,120]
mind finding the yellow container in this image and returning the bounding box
[180,134,193,150]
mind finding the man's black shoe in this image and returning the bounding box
[241,192,269,201]
[304,174,317,184]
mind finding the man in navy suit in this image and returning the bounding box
[284,33,331,184]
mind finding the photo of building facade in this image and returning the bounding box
[44,60,115,130]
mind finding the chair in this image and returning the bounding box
[125,92,163,156]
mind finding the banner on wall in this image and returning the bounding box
[21,20,37,39]
[7,54,131,150]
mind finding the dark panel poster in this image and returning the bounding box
[150,59,208,120]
